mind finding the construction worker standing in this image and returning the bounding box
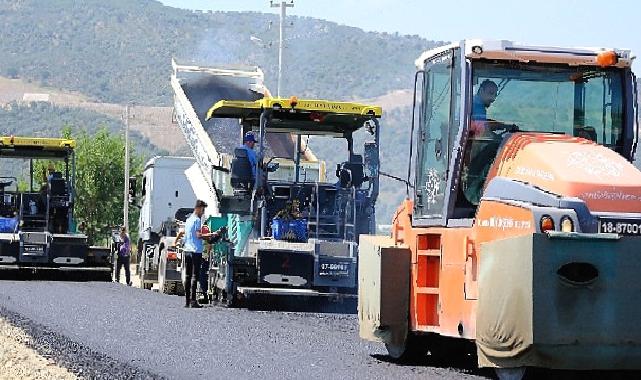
[183,200,213,308]
[114,227,132,286]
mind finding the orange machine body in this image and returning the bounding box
[391,133,641,341]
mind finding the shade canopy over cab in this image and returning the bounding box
[207,97,382,137]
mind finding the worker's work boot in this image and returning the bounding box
[190,300,202,309]
[185,283,191,307]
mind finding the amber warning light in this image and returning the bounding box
[596,51,618,67]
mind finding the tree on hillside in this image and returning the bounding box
[36,127,143,245]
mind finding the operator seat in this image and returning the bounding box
[0,180,12,192]
[48,173,68,197]
[47,172,70,233]
[0,180,13,218]
[337,155,366,188]
[231,147,254,190]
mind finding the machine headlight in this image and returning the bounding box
[560,216,574,233]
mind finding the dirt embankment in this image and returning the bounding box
[0,315,76,380]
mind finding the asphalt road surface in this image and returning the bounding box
[0,281,488,380]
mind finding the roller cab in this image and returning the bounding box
[358,39,641,375]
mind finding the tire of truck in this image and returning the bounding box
[139,242,154,290]
[158,246,173,295]
[174,281,185,296]
[221,288,237,308]
[135,239,143,276]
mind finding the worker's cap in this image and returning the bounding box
[195,199,208,209]
[243,132,257,143]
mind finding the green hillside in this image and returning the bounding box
[0,0,439,105]
[0,102,165,159]
[0,0,437,222]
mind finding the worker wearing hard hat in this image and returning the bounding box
[240,132,258,180]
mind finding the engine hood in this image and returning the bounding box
[487,133,641,213]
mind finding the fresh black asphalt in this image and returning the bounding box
[0,281,486,380]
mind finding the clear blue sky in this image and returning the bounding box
[160,0,639,68]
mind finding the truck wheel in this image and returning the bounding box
[385,334,429,363]
[161,282,173,295]
[139,256,148,289]
[211,286,220,303]
[158,249,170,294]
[221,288,239,308]
[175,282,185,296]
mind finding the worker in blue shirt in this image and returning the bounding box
[471,79,498,123]
[182,199,215,308]
[240,132,258,181]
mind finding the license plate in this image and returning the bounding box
[23,245,45,255]
[319,261,351,277]
[598,218,641,235]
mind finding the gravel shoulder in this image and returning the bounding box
[0,312,76,380]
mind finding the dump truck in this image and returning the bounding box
[170,60,381,305]
[0,136,111,279]
[136,156,202,291]
[358,39,641,378]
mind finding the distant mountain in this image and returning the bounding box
[0,0,442,105]
[0,0,443,223]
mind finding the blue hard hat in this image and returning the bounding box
[243,132,257,143]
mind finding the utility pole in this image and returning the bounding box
[270,1,294,97]
[123,104,130,231]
